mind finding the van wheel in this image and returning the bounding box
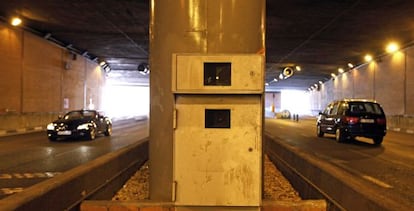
[335,128,345,142]
[317,125,324,137]
[373,137,383,145]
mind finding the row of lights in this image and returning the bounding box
[265,43,393,89]
[9,16,150,76]
[10,16,399,82]
[99,61,111,73]
[308,41,401,92]
[265,65,301,86]
[11,16,114,75]
[8,16,97,63]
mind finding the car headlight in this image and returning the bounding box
[76,123,91,130]
[47,123,56,130]
[77,123,91,130]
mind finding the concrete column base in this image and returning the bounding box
[80,200,327,211]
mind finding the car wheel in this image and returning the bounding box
[49,136,57,141]
[373,136,383,145]
[88,127,96,140]
[316,124,324,137]
[335,128,345,142]
[104,124,112,136]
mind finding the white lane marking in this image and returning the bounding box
[1,188,24,195]
[0,174,12,179]
[0,172,62,195]
[0,172,61,179]
[329,157,394,189]
[362,175,393,188]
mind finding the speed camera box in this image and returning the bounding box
[172,54,263,207]
[172,54,264,94]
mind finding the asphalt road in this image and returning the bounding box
[1,116,412,208]
[265,117,414,209]
[0,119,148,199]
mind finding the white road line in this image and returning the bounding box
[0,174,12,179]
[0,172,61,179]
[362,175,393,188]
[329,158,394,189]
[0,188,24,195]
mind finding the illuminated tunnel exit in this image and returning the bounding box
[102,84,149,119]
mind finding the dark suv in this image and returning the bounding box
[316,99,386,145]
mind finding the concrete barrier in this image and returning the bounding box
[0,112,58,131]
[264,133,410,210]
[387,115,414,134]
[0,139,148,211]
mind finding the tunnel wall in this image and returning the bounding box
[0,22,105,130]
[310,46,414,132]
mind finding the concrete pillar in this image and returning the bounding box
[149,0,265,202]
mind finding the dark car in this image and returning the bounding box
[47,109,112,141]
[316,99,386,145]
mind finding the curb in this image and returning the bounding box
[388,127,414,134]
[80,200,327,211]
[0,127,45,137]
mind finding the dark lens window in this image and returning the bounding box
[204,62,231,86]
[205,109,231,128]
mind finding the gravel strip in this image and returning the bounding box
[112,155,301,201]
[112,162,149,201]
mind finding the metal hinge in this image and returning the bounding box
[173,108,177,129]
[172,181,177,202]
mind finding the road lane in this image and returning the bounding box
[265,117,414,208]
[0,119,148,199]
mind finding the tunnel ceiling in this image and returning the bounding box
[1,1,414,91]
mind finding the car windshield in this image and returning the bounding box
[64,110,96,120]
[348,102,383,115]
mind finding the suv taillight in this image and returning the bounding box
[376,118,386,125]
[344,116,359,124]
